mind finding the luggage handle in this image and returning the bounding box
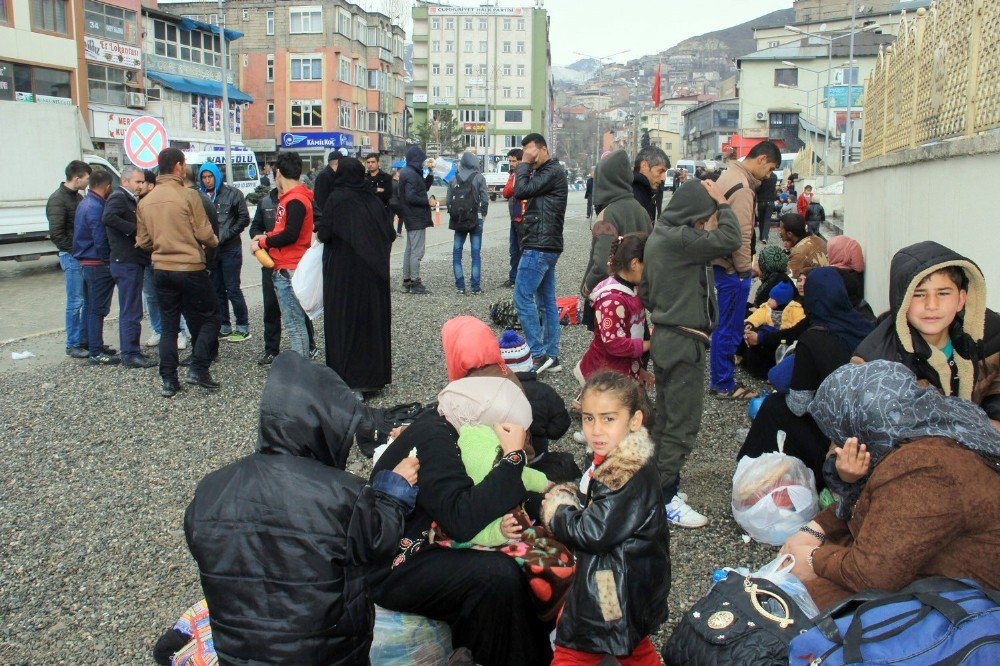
[814,590,891,643]
[744,577,795,629]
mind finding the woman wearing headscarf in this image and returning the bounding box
[826,235,866,307]
[779,360,1000,611]
[368,377,554,666]
[738,267,875,483]
[315,156,396,397]
[442,315,524,390]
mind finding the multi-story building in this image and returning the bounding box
[410,4,552,165]
[170,0,407,170]
[681,98,739,159]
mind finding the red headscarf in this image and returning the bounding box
[441,316,508,382]
[827,235,865,273]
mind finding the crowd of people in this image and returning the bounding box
[46,135,1000,665]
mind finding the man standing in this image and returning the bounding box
[312,150,342,222]
[72,169,118,365]
[756,172,778,244]
[512,133,568,373]
[138,148,220,397]
[709,140,780,400]
[396,145,434,294]
[251,151,315,358]
[501,148,525,288]
[632,146,669,222]
[583,169,594,220]
[199,162,250,342]
[103,166,156,368]
[365,154,393,208]
[48,160,92,358]
[447,152,488,295]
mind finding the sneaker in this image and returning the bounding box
[217,329,232,339]
[456,287,467,295]
[123,354,157,369]
[226,331,252,343]
[501,280,515,289]
[178,335,189,350]
[309,347,320,361]
[665,495,708,528]
[471,287,483,295]
[547,357,563,373]
[533,355,555,374]
[573,430,586,444]
[66,346,90,359]
[88,353,122,366]
[402,279,412,293]
[257,352,276,366]
[144,333,161,347]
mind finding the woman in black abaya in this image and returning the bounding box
[315,157,396,395]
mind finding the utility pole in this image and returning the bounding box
[218,0,234,185]
[844,0,858,166]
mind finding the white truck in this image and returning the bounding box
[183,146,261,198]
[484,161,511,200]
[0,101,121,261]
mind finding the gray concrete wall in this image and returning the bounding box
[843,134,1000,314]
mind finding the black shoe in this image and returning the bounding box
[501,280,515,289]
[179,354,193,367]
[66,346,89,359]
[101,345,117,356]
[402,279,412,293]
[160,377,182,398]
[123,354,157,369]
[471,287,483,295]
[88,352,122,366]
[410,280,430,295]
[184,369,220,391]
[257,352,276,366]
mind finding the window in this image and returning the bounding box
[432,40,440,52]
[336,9,351,37]
[773,68,798,87]
[266,102,275,125]
[1,61,69,102]
[290,56,322,81]
[32,0,68,35]
[291,101,322,127]
[431,85,440,97]
[464,64,472,75]
[0,1,10,26]
[266,54,274,81]
[431,64,440,75]
[517,64,525,77]
[338,56,351,83]
[153,20,178,59]
[368,111,378,129]
[464,18,472,30]
[479,41,487,53]
[465,86,473,97]
[446,63,454,75]
[838,67,860,85]
[502,86,511,99]
[355,18,367,44]
[503,19,511,30]
[768,40,780,48]
[339,101,351,128]
[478,65,487,75]
[430,18,439,30]
[241,9,249,21]
[266,10,274,35]
[355,63,366,87]
[517,19,525,31]
[504,110,523,123]
[516,41,525,54]
[289,7,322,34]
[502,41,511,53]
[501,64,511,76]
[87,63,126,105]
[477,19,485,30]
[516,86,524,99]
[356,104,366,130]
[84,1,137,43]
[445,41,454,53]
[464,41,472,53]
[445,18,454,30]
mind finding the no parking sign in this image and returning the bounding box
[124,116,168,169]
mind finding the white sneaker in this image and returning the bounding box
[573,430,586,443]
[178,335,189,350]
[144,333,160,347]
[665,494,708,528]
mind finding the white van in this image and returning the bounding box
[184,146,260,198]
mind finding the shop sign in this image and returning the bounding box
[280,131,355,150]
[92,111,147,140]
[84,36,142,70]
[463,122,486,132]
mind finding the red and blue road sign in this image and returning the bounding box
[124,116,168,169]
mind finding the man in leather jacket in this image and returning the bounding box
[199,162,251,341]
[512,133,568,374]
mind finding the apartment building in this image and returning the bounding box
[410,4,552,164]
[169,0,407,169]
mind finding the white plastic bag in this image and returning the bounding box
[732,451,819,546]
[751,554,821,619]
[291,242,324,320]
[369,605,453,665]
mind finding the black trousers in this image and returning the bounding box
[738,393,829,489]
[372,548,553,666]
[261,267,315,356]
[154,269,220,379]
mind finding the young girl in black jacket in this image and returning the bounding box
[541,372,670,665]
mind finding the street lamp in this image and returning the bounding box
[779,61,847,182]
[217,0,233,185]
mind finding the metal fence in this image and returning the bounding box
[861,0,1000,160]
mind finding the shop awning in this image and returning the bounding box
[179,16,243,41]
[146,71,253,104]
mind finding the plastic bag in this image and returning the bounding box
[751,554,820,619]
[291,242,324,320]
[732,451,819,546]
[369,606,453,666]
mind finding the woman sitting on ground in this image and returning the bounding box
[826,235,866,309]
[781,360,1000,611]
[738,267,874,484]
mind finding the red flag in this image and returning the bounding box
[652,63,661,107]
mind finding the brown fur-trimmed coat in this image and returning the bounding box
[542,428,670,656]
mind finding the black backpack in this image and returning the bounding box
[448,175,479,232]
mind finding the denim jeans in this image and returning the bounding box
[508,221,521,284]
[402,228,426,281]
[82,263,115,357]
[261,267,315,356]
[154,269,220,379]
[111,262,144,358]
[514,249,561,359]
[212,242,249,333]
[453,219,484,291]
[59,252,87,349]
[272,268,310,357]
[145,264,188,336]
[710,267,752,392]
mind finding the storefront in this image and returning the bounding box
[279,131,356,172]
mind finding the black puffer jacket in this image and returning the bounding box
[396,146,434,232]
[248,188,279,237]
[184,353,415,665]
[514,158,568,253]
[102,187,150,265]
[516,371,571,458]
[542,429,670,655]
[46,183,83,252]
[631,171,657,222]
[199,164,250,247]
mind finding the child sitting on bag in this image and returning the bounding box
[542,371,670,665]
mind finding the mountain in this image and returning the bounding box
[670,7,796,60]
[552,58,602,84]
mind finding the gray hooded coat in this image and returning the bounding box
[446,152,489,220]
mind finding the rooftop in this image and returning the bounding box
[739,32,896,63]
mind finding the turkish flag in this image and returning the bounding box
[652,63,661,107]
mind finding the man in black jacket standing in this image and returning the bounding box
[47,160,93,358]
[632,145,669,222]
[102,166,156,368]
[365,153,393,208]
[513,133,568,373]
[397,145,434,294]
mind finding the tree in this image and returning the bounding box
[641,129,651,150]
[410,110,464,155]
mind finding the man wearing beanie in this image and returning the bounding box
[639,179,741,528]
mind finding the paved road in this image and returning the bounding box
[0,193,552,372]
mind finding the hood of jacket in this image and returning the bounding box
[405,145,427,170]
[256,353,364,469]
[198,162,223,200]
[589,274,638,305]
[593,150,635,208]
[660,180,717,228]
[593,428,655,491]
[437,376,532,431]
[457,151,480,181]
[888,241,986,354]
